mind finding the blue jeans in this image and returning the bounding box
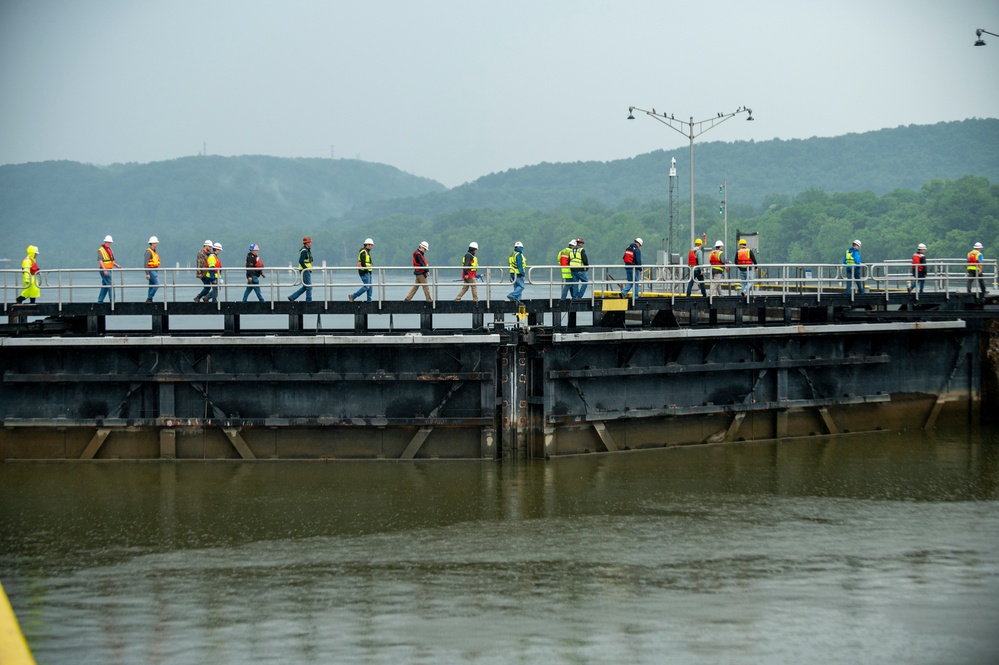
[196,277,213,301]
[243,276,264,302]
[98,271,113,303]
[739,267,754,294]
[573,270,589,298]
[288,270,312,301]
[146,270,159,300]
[687,267,706,296]
[352,272,372,301]
[508,274,525,302]
[845,265,863,295]
[621,266,638,296]
[560,275,576,300]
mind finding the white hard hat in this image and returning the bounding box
[635,237,643,245]
[213,242,222,250]
[419,241,429,250]
[917,243,927,251]
[204,239,213,246]
[364,238,374,245]
[469,242,479,250]
[103,235,113,243]
[514,241,523,248]
[569,239,577,247]
[715,240,724,248]
[148,236,159,244]
[974,242,983,249]
[853,239,862,247]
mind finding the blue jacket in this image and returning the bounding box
[842,246,861,265]
[626,243,643,267]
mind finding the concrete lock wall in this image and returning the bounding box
[0,321,984,460]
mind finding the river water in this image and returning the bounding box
[2,429,998,664]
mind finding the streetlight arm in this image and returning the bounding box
[628,106,754,139]
[628,106,694,140]
[977,28,999,38]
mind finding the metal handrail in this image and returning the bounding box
[3,259,996,309]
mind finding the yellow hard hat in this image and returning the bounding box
[694,238,703,245]
[738,238,747,246]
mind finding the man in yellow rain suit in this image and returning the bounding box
[15,245,40,304]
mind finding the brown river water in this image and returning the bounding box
[2,428,998,664]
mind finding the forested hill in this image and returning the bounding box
[338,119,999,226]
[2,119,997,269]
[0,156,445,267]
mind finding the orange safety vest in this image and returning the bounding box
[710,249,724,272]
[98,245,115,269]
[687,249,699,267]
[146,247,161,268]
[736,248,753,265]
[968,250,982,272]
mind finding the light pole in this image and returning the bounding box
[975,28,998,46]
[628,106,753,250]
[719,180,727,251]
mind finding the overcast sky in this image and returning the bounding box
[1,0,996,187]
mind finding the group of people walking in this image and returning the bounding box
[685,236,759,297]
[10,233,992,305]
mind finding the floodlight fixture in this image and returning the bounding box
[975,28,998,46]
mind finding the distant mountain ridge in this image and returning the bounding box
[0,155,445,266]
[336,119,999,226]
[1,119,997,267]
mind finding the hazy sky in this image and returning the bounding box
[1,0,996,187]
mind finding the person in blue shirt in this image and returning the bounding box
[507,241,527,303]
[842,239,863,296]
[621,238,643,298]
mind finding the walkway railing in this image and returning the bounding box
[3,259,996,309]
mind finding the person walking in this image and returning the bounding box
[571,238,589,299]
[404,241,432,302]
[349,238,374,302]
[144,236,161,303]
[621,237,643,298]
[195,240,214,302]
[908,243,927,296]
[15,245,40,305]
[558,239,576,301]
[243,243,266,302]
[507,241,527,303]
[967,241,986,298]
[843,239,864,296]
[206,242,223,303]
[454,242,479,302]
[735,238,758,295]
[709,241,728,296]
[287,236,314,302]
[97,235,120,303]
[686,237,706,297]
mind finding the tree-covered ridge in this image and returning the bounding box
[337,119,999,226]
[0,155,445,266]
[2,119,997,269]
[359,176,999,269]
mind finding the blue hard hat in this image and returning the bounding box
[249,243,259,251]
